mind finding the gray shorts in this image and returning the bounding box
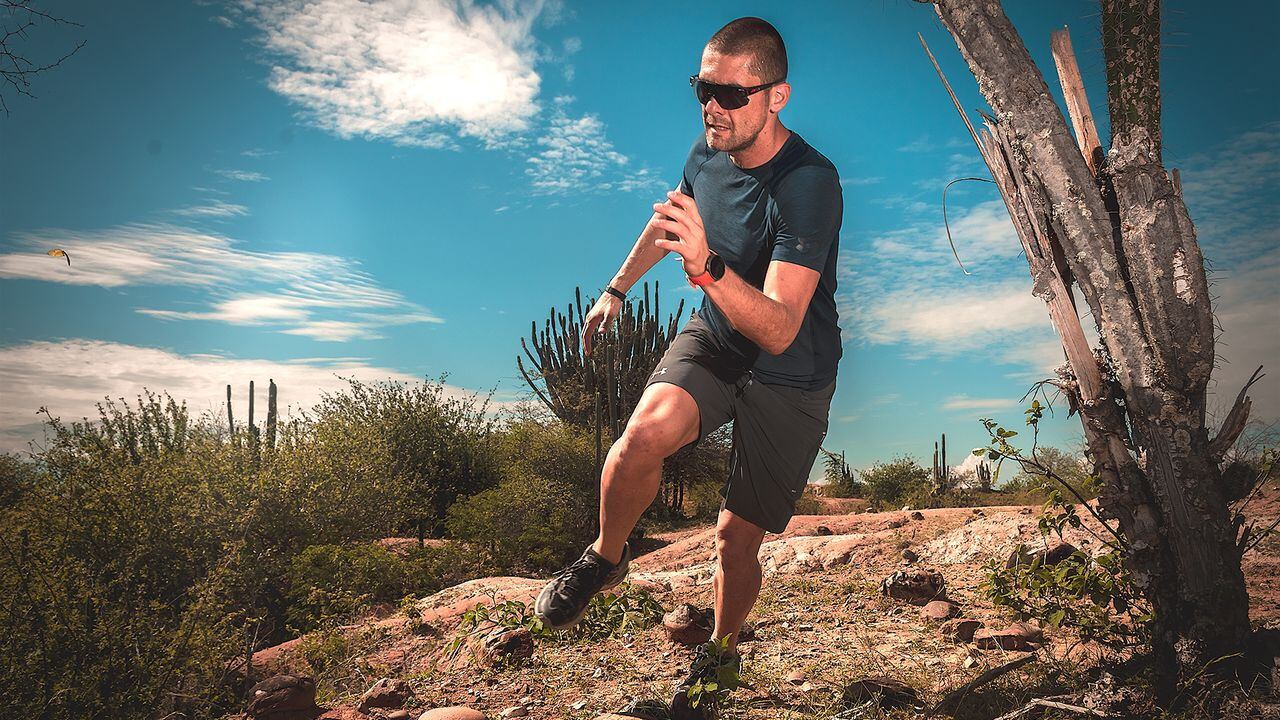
[644,311,835,534]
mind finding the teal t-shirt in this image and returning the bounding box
[676,130,843,390]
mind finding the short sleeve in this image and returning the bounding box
[771,167,842,272]
[676,135,707,199]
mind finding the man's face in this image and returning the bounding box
[697,49,774,153]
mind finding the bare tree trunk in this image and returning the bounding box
[923,0,1257,693]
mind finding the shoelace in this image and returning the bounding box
[554,554,603,596]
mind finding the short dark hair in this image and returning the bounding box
[706,17,787,84]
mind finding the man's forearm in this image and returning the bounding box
[609,215,672,293]
[702,266,795,355]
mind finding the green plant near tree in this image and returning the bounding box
[977,401,1151,648]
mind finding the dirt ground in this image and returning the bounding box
[241,483,1280,720]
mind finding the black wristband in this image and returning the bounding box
[604,285,626,301]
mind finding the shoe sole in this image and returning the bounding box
[533,562,629,630]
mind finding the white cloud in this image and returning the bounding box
[215,169,270,182]
[1180,120,1279,263]
[1207,246,1280,425]
[858,281,1049,350]
[0,223,443,341]
[942,394,1016,412]
[171,199,251,218]
[897,134,937,153]
[0,340,514,452]
[236,0,549,149]
[525,98,663,195]
[840,176,883,187]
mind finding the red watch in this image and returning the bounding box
[687,251,725,288]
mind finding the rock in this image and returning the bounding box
[385,712,410,720]
[880,569,946,605]
[815,524,833,536]
[973,625,1041,651]
[1007,621,1046,644]
[500,706,529,718]
[901,548,919,563]
[910,511,925,521]
[972,508,985,516]
[786,669,806,684]
[467,626,534,666]
[418,709,485,720]
[316,709,366,720]
[920,600,960,621]
[358,678,413,712]
[939,618,983,643]
[886,517,908,529]
[662,604,712,646]
[1019,507,1033,515]
[841,677,922,711]
[247,675,321,720]
[1006,541,1079,568]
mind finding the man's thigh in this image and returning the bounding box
[719,378,836,534]
[642,313,748,454]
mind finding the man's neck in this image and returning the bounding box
[729,123,791,170]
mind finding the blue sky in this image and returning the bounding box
[1,1,1276,480]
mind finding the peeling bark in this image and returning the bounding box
[925,0,1257,693]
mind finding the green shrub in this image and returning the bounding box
[446,473,591,572]
[982,498,1149,646]
[444,581,666,659]
[0,378,504,720]
[859,455,931,510]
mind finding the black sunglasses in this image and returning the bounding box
[689,75,783,110]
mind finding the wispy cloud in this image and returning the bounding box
[526,96,667,195]
[839,195,1069,376]
[171,199,251,218]
[0,223,443,341]
[941,394,1015,412]
[897,134,937,153]
[0,339,515,452]
[215,168,270,182]
[235,0,549,149]
[1181,120,1280,264]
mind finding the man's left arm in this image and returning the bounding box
[652,175,839,356]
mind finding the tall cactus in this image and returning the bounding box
[517,281,685,433]
[266,378,278,450]
[519,282,715,513]
[226,384,235,439]
[975,460,993,492]
[931,432,952,493]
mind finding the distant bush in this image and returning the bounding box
[860,455,931,510]
[0,376,505,720]
[446,417,599,572]
[1000,445,1099,500]
[820,448,863,498]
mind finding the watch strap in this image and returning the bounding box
[604,285,626,301]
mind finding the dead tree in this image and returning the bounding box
[917,0,1267,693]
[0,1,85,114]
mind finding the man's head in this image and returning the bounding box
[696,17,790,153]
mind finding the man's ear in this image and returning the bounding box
[769,82,791,114]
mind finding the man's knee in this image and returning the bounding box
[715,513,765,574]
[616,386,698,462]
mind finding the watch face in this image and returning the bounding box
[708,253,726,280]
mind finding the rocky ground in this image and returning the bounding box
[237,484,1280,720]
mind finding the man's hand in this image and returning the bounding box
[652,190,711,278]
[582,292,624,356]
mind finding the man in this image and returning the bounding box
[534,16,842,717]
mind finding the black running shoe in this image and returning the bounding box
[534,542,631,629]
[670,639,742,720]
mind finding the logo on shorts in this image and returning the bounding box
[652,367,668,376]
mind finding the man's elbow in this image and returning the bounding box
[763,326,800,356]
